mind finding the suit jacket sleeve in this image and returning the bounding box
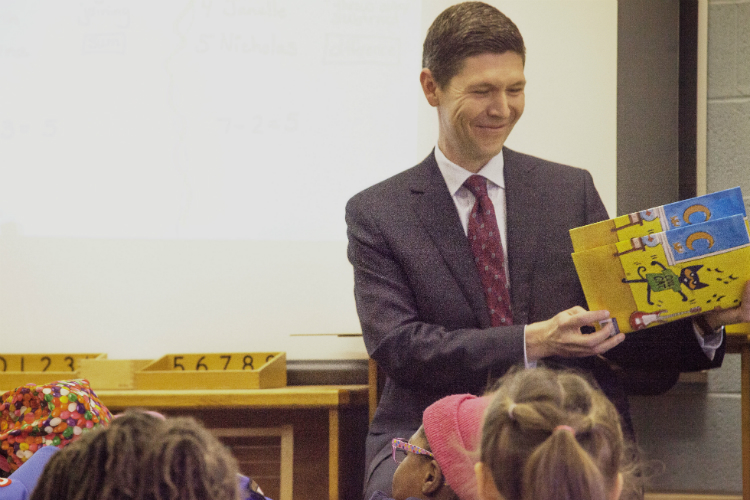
[605,318,725,372]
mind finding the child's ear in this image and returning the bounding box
[475,462,504,500]
[421,458,445,495]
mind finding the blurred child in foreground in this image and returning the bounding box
[370,393,490,500]
[475,367,636,500]
[29,410,240,500]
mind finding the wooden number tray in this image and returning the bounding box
[134,352,286,390]
[76,359,154,390]
[0,353,107,391]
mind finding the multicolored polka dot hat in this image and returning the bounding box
[0,379,112,473]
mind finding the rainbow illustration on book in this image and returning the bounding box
[570,187,746,253]
[571,187,750,333]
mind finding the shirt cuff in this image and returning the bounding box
[523,325,537,369]
[692,319,724,361]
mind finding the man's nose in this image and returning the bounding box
[488,92,511,118]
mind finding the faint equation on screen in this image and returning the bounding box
[78,2,130,55]
[0,0,420,240]
[1,120,57,140]
[195,33,296,56]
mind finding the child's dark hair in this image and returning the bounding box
[30,410,239,500]
[479,367,632,500]
[143,417,239,500]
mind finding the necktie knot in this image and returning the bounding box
[464,175,488,199]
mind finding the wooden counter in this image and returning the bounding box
[97,384,368,409]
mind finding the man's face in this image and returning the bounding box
[391,430,432,500]
[427,52,526,172]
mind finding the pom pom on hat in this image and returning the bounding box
[422,394,490,500]
[0,379,112,472]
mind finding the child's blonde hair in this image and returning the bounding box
[479,367,628,500]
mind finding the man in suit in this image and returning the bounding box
[346,2,749,498]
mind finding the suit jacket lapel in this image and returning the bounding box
[410,153,491,327]
[504,148,540,325]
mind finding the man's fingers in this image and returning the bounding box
[533,308,619,359]
[593,332,626,354]
[562,305,589,317]
[741,281,750,322]
[562,308,610,328]
[557,321,623,357]
[577,321,616,347]
[705,280,750,326]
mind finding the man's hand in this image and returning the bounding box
[702,280,750,331]
[525,306,625,362]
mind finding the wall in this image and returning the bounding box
[627,0,750,495]
[629,359,742,494]
[617,0,680,215]
[706,0,750,205]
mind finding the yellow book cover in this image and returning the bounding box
[572,214,750,333]
[570,187,746,253]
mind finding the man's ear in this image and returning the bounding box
[421,458,445,495]
[475,462,503,500]
[420,68,440,107]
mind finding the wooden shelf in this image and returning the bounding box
[96,385,369,410]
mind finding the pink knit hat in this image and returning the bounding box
[423,394,490,500]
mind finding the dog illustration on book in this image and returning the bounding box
[621,260,709,305]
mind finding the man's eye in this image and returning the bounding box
[473,90,489,95]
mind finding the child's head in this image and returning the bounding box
[391,426,448,500]
[475,367,626,500]
[29,410,239,500]
[142,416,240,500]
[391,393,489,500]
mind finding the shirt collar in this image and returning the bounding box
[434,145,505,195]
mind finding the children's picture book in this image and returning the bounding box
[571,192,750,334]
[570,186,746,253]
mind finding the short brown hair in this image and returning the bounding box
[422,2,526,89]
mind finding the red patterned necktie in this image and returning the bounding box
[464,175,513,326]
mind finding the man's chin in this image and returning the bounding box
[474,143,505,162]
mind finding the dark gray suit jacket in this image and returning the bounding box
[346,149,724,477]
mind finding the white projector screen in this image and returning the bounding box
[0,0,616,360]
